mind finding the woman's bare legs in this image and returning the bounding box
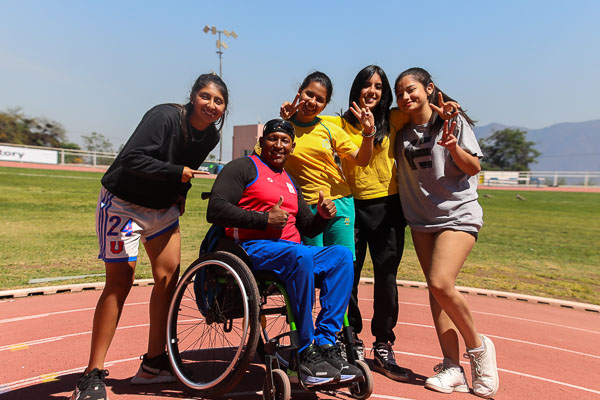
[143,226,181,357]
[85,226,180,373]
[86,260,136,373]
[411,229,482,365]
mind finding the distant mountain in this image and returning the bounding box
[474,120,600,171]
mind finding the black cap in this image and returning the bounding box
[263,118,295,140]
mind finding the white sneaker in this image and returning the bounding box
[425,358,469,394]
[465,335,499,398]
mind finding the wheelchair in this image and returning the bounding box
[166,224,373,400]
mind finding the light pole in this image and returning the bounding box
[203,25,237,162]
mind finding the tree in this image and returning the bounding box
[0,108,79,149]
[478,128,540,171]
[81,132,116,166]
[81,131,114,153]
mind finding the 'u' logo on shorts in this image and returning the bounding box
[111,241,124,254]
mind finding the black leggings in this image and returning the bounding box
[347,194,406,344]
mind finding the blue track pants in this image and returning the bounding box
[240,240,353,352]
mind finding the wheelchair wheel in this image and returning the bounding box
[262,368,290,400]
[349,360,373,399]
[167,251,260,397]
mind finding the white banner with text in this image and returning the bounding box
[0,145,58,164]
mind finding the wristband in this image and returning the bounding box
[362,126,376,138]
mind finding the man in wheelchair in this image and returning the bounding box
[206,118,362,386]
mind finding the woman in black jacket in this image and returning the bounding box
[71,73,228,400]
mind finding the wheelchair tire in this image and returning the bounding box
[349,360,373,399]
[167,251,260,397]
[262,368,290,400]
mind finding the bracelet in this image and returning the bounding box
[362,126,376,138]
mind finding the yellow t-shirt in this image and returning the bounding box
[321,109,410,200]
[278,118,357,204]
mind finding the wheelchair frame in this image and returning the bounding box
[166,230,373,400]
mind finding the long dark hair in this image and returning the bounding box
[395,67,475,133]
[180,73,229,140]
[298,71,333,104]
[342,65,392,147]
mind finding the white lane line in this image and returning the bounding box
[2,350,599,397]
[0,357,139,393]
[395,300,600,335]
[0,301,150,324]
[360,318,600,359]
[0,323,149,352]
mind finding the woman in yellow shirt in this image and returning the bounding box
[320,65,411,382]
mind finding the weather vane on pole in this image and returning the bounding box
[203,25,238,162]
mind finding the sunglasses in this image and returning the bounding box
[263,119,295,138]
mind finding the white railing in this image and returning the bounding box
[480,170,600,187]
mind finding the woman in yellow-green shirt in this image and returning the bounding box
[279,71,375,261]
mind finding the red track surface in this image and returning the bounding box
[1,283,598,400]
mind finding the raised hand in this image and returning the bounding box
[430,92,460,120]
[280,93,306,120]
[267,196,289,228]
[350,101,375,135]
[316,190,336,219]
[437,120,458,151]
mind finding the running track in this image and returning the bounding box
[1,283,598,400]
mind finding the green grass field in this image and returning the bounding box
[1,166,599,305]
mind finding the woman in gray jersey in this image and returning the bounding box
[394,68,499,399]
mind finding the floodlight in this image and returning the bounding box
[203,24,239,162]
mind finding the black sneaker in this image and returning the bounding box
[71,368,109,400]
[372,342,410,382]
[320,343,363,382]
[336,331,365,362]
[130,352,176,385]
[298,343,341,386]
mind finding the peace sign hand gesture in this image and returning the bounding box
[430,92,461,120]
[280,93,306,120]
[350,101,375,135]
[437,120,458,151]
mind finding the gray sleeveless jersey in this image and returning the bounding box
[395,115,484,233]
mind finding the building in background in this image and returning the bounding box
[232,124,263,160]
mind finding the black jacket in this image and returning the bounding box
[101,104,219,209]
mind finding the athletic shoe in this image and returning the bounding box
[372,342,410,382]
[130,352,177,385]
[465,335,500,398]
[353,337,365,362]
[298,344,341,386]
[320,343,364,382]
[424,358,469,394]
[71,368,109,400]
[336,331,365,362]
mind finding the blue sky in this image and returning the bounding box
[1,0,599,161]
